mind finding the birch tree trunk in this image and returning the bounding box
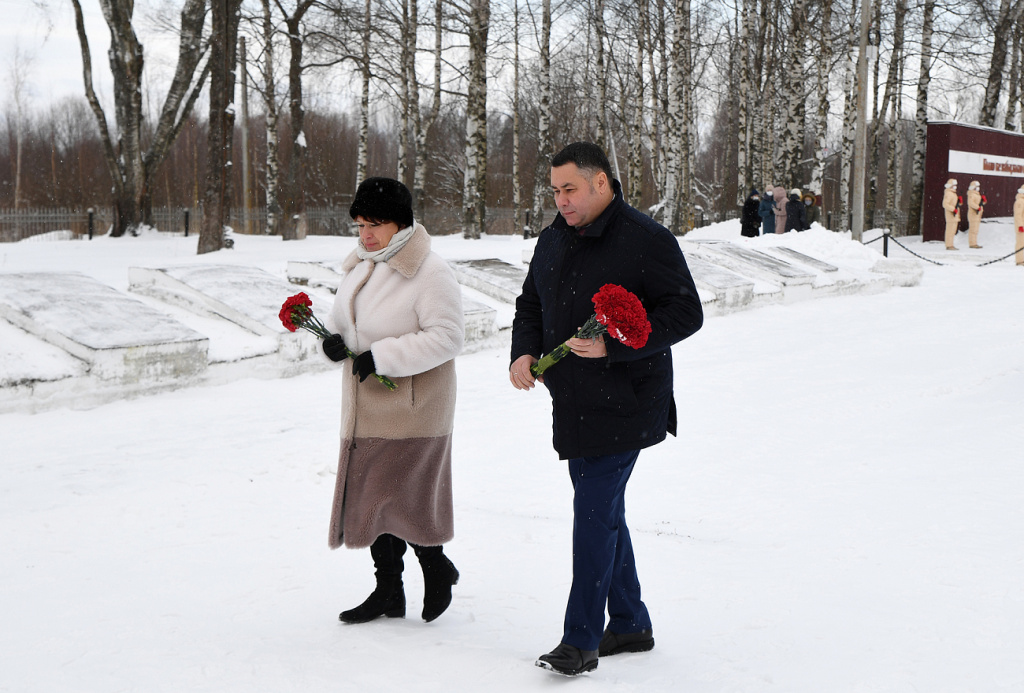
[261,0,281,236]
[628,0,647,208]
[70,0,208,237]
[513,0,523,234]
[837,0,859,232]
[809,0,833,199]
[461,0,490,239]
[357,0,371,186]
[594,0,608,151]
[867,0,905,218]
[780,0,808,186]
[1004,20,1022,131]
[907,0,934,236]
[980,0,1024,127]
[529,0,552,239]
[397,0,414,184]
[413,0,444,215]
[664,0,690,233]
[281,1,315,241]
[198,0,242,255]
[735,0,748,205]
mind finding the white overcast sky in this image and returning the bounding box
[0,0,186,110]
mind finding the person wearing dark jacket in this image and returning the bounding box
[740,187,761,237]
[784,188,807,232]
[510,142,704,677]
[758,188,776,236]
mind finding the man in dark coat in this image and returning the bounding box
[741,187,761,237]
[510,142,704,677]
[784,188,808,232]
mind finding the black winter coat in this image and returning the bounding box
[741,195,761,237]
[785,195,807,232]
[511,181,704,459]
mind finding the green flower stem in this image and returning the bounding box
[295,310,397,391]
[529,315,607,378]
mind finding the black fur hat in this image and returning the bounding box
[349,177,414,229]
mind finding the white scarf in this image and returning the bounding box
[356,224,416,263]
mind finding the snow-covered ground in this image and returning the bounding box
[1,220,1022,692]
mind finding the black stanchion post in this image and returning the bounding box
[184,209,190,237]
[87,208,94,240]
[524,210,531,239]
[883,232,889,257]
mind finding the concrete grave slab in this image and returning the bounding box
[0,272,208,383]
[128,264,306,337]
[692,241,816,285]
[767,247,839,273]
[685,256,756,314]
[450,259,527,304]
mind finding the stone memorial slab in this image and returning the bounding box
[451,259,527,304]
[129,264,312,337]
[767,247,839,273]
[685,257,756,312]
[692,242,815,286]
[0,272,208,382]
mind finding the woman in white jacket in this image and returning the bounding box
[322,177,464,624]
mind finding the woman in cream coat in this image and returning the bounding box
[322,177,464,624]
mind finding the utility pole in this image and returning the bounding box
[850,0,872,242]
[240,36,251,235]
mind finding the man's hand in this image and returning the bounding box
[567,333,607,359]
[510,354,541,390]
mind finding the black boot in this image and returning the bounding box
[339,534,407,624]
[411,544,460,622]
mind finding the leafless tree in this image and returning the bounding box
[69,0,210,237]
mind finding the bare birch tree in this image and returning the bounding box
[412,0,445,216]
[69,0,209,237]
[808,0,833,199]
[979,0,1024,127]
[907,0,934,236]
[260,0,282,236]
[529,0,552,239]
[198,0,243,254]
[461,0,490,239]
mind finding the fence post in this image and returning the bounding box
[883,232,889,257]
[184,209,190,237]
[88,208,94,240]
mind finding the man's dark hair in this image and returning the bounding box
[551,142,614,182]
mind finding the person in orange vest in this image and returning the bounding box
[1014,185,1024,266]
[942,179,960,250]
[966,180,985,249]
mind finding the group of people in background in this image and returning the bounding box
[740,184,816,238]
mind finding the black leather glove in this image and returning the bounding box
[351,351,376,382]
[322,334,348,362]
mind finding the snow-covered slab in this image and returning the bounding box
[450,259,527,304]
[286,260,346,292]
[767,246,839,273]
[463,297,497,345]
[128,264,302,337]
[693,241,816,285]
[0,318,86,388]
[686,256,755,313]
[0,272,208,383]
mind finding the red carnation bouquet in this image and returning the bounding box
[279,292,397,390]
[530,283,652,378]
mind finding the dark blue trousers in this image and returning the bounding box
[562,450,652,651]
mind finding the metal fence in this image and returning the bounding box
[2,205,562,242]
[0,207,113,243]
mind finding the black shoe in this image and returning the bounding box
[338,579,406,623]
[598,627,655,656]
[536,642,598,676]
[413,545,460,622]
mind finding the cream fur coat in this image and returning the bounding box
[325,224,464,549]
